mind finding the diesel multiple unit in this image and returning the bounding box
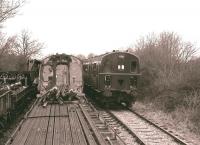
[83,51,140,106]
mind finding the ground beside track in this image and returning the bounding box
[132,102,200,145]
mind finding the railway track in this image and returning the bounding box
[88,99,191,145]
[108,108,189,145]
[80,103,125,145]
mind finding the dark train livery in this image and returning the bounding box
[83,51,140,106]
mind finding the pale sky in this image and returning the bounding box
[2,0,200,57]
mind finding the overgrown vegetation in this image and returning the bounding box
[133,32,200,134]
[0,0,43,71]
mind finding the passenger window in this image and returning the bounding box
[118,65,124,70]
[118,65,120,70]
[131,61,137,72]
[105,75,111,85]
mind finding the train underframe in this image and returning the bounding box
[84,85,136,107]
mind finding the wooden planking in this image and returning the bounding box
[11,118,38,145]
[45,104,55,145]
[63,105,73,144]
[45,116,54,145]
[40,104,51,117]
[34,117,49,145]
[59,104,68,116]
[54,104,60,116]
[68,105,80,145]
[73,112,88,145]
[50,104,55,117]
[68,104,87,145]
[76,108,98,145]
[60,117,73,145]
[53,116,60,145]
[10,103,114,145]
[24,118,44,145]
[28,104,40,117]
[58,117,66,145]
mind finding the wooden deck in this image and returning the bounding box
[8,103,97,145]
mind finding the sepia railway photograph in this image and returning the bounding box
[0,0,200,144]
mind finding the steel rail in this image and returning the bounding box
[127,107,188,145]
[79,104,108,145]
[107,110,146,145]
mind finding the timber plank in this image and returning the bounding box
[45,104,55,145]
[29,104,40,117]
[59,104,68,116]
[63,105,73,145]
[45,116,54,145]
[73,109,88,145]
[59,117,67,145]
[39,104,51,117]
[11,118,37,145]
[53,116,60,145]
[34,117,49,145]
[68,104,87,145]
[50,105,55,117]
[24,117,43,145]
[54,104,60,116]
[68,105,79,145]
[76,108,97,145]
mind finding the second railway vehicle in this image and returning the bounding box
[38,53,83,94]
[83,51,140,107]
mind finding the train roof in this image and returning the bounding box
[41,53,82,64]
[83,51,139,64]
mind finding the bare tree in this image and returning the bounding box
[0,0,24,26]
[134,32,198,101]
[87,53,95,58]
[0,34,16,57]
[76,54,86,60]
[12,30,44,59]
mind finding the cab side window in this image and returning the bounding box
[131,61,137,72]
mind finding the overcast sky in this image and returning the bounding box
[2,0,200,57]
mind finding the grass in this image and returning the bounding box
[132,101,200,145]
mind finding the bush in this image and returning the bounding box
[134,31,200,132]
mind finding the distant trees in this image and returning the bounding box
[76,54,86,60]
[11,30,43,59]
[0,30,44,71]
[87,53,95,58]
[0,34,15,57]
[134,32,200,133]
[0,0,24,58]
[134,32,198,111]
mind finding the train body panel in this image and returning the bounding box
[83,51,140,106]
[38,54,83,94]
[69,56,83,92]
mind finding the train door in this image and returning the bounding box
[56,65,69,87]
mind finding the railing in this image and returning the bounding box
[0,91,12,117]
